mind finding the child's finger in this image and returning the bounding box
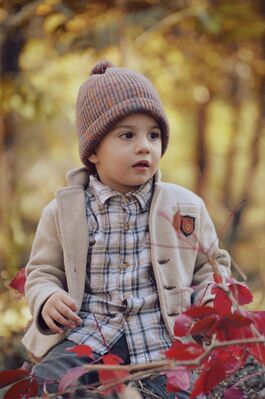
[61,295,78,312]
[43,315,64,335]
[60,297,81,325]
[54,302,81,326]
[49,308,77,330]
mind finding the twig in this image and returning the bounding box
[79,336,265,394]
[83,359,171,372]
[233,369,264,388]
[92,313,110,351]
[96,366,170,393]
[135,7,204,46]
[82,337,265,374]
[1,0,43,30]
[231,256,248,281]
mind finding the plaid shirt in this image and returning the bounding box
[67,175,172,364]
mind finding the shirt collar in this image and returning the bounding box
[88,174,154,210]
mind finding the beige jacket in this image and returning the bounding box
[22,168,231,358]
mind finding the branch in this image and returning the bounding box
[96,366,171,393]
[1,0,43,31]
[0,1,42,54]
[81,336,265,393]
[188,336,265,367]
[82,359,169,372]
[135,6,205,46]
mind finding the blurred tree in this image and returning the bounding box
[0,0,265,340]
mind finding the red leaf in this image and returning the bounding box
[0,369,29,388]
[4,379,29,399]
[222,356,242,374]
[215,311,254,341]
[185,305,217,319]
[173,314,193,337]
[166,366,190,392]
[66,344,93,358]
[190,359,226,398]
[204,359,227,391]
[27,378,39,397]
[99,371,128,395]
[229,283,253,305]
[248,343,265,365]
[8,268,26,296]
[190,372,206,398]
[215,347,245,374]
[102,353,124,365]
[190,315,218,336]
[58,366,88,393]
[224,387,244,398]
[164,340,204,361]
[99,354,129,395]
[213,273,223,284]
[223,313,253,327]
[212,286,232,316]
[216,318,253,341]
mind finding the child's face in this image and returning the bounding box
[88,113,162,193]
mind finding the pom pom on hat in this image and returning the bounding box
[76,60,169,170]
[90,60,114,75]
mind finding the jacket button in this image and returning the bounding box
[122,299,128,310]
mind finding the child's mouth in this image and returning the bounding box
[132,160,150,172]
[133,160,150,168]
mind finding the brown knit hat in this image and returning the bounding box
[76,60,169,169]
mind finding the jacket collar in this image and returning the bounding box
[66,167,90,187]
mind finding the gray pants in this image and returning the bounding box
[33,335,199,398]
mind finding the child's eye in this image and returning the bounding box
[148,131,161,140]
[120,132,134,140]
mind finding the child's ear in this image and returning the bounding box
[88,152,98,164]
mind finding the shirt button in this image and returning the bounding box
[122,261,129,268]
[122,299,128,307]
[125,314,131,321]
[123,223,130,231]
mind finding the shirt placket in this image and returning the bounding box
[119,198,135,322]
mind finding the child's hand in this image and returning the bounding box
[41,292,81,334]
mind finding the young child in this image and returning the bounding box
[22,60,231,397]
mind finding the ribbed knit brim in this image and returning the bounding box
[76,61,169,170]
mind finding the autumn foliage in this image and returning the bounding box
[1,270,265,398]
[164,274,265,398]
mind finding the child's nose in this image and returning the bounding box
[135,137,150,153]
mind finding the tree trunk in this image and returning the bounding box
[226,1,265,250]
[195,99,210,198]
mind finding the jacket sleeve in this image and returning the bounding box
[25,201,67,333]
[191,199,231,305]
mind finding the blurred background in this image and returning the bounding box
[0,0,264,368]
